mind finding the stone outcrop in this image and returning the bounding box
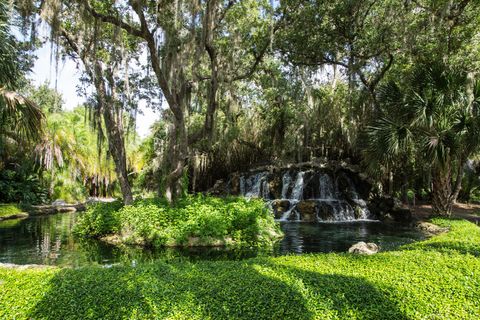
[368,196,412,222]
[0,262,51,270]
[295,200,318,222]
[224,161,374,222]
[348,242,379,255]
[271,200,291,219]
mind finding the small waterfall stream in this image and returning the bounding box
[236,169,373,222]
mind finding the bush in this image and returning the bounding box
[0,170,48,204]
[74,201,124,237]
[0,203,22,218]
[75,195,282,247]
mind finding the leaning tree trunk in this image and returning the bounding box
[103,106,133,205]
[431,164,453,216]
[92,62,133,205]
[450,159,465,204]
[165,111,188,203]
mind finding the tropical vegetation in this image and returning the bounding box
[75,196,282,247]
[1,0,480,319]
[0,0,478,216]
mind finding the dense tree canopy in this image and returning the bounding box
[0,0,479,215]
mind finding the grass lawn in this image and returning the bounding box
[1,218,479,319]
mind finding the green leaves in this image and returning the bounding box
[75,195,282,248]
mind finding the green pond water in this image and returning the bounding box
[0,212,426,267]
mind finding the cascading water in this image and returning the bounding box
[291,172,305,200]
[242,172,269,199]
[319,174,334,199]
[281,173,292,199]
[236,168,374,222]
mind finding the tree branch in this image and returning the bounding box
[83,0,143,38]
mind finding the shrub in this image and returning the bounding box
[74,201,124,237]
[0,203,22,218]
[0,170,49,204]
[75,195,282,247]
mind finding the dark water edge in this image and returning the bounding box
[0,212,426,267]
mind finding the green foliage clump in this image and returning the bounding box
[75,195,282,247]
[74,201,124,238]
[2,219,480,319]
[0,170,49,204]
[0,203,22,218]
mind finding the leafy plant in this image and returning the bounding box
[74,201,124,237]
[75,195,282,248]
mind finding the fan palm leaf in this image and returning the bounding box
[0,87,45,141]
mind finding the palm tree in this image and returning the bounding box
[365,62,480,216]
[0,1,44,152]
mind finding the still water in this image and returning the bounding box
[0,212,426,267]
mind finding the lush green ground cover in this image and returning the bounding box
[1,218,479,319]
[0,203,24,218]
[74,196,282,247]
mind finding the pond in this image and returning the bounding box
[0,212,426,267]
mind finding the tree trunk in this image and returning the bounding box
[103,106,133,205]
[165,111,187,203]
[431,164,453,216]
[401,172,408,205]
[92,62,133,205]
[450,160,464,204]
[388,170,394,196]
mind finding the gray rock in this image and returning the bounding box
[415,221,448,235]
[348,241,379,255]
[52,199,66,206]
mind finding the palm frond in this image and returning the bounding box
[0,88,45,141]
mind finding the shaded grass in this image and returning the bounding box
[1,219,480,319]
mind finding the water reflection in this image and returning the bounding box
[0,212,426,267]
[277,221,425,254]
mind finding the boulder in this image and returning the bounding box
[271,200,290,219]
[230,174,241,195]
[317,202,335,221]
[348,242,379,255]
[0,263,50,270]
[52,199,66,206]
[207,179,227,195]
[296,200,318,222]
[368,196,412,222]
[296,200,317,215]
[390,207,412,222]
[415,221,448,235]
[57,206,77,213]
[267,174,283,199]
[0,212,29,221]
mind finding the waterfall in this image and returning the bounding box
[240,176,245,196]
[241,172,269,199]
[291,172,305,200]
[261,177,270,200]
[281,172,292,199]
[236,168,374,222]
[319,174,334,199]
